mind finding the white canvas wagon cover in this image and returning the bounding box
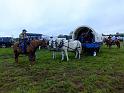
[72,26,103,43]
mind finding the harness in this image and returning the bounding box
[59,40,81,51]
[58,39,64,48]
[49,40,58,51]
[49,39,81,52]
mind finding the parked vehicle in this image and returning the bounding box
[0,37,13,47]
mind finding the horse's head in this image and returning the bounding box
[38,39,47,47]
[49,40,57,49]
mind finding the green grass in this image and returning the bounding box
[0,44,124,93]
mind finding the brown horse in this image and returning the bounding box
[105,38,120,48]
[13,39,47,65]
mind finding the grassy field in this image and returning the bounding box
[0,44,124,93]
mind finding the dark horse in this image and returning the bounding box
[13,39,47,65]
[105,38,120,48]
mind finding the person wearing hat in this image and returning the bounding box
[19,29,27,40]
[19,29,28,53]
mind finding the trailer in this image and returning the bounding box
[0,37,13,47]
[72,26,103,56]
[26,33,43,40]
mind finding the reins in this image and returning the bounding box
[50,39,81,51]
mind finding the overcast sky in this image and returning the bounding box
[0,0,124,37]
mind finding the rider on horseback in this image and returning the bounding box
[112,36,116,44]
[19,29,28,53]
[115,36,119,40]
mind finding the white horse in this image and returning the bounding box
[50,38,82,61]
[48,39,58,59]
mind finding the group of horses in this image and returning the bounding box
[104,38,120,48]
[48,38,82,61]
[13,37,121,65]
[13,39,82,65]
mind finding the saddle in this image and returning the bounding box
[19,39,30,53]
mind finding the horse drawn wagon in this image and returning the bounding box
[72,26,103,56]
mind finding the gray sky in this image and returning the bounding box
[0,0,124,37]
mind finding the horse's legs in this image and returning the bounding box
[118,43,120,48]
[14,51,19,63]
[116,41,120,48]
[73,50,81,59]
[105,42,108,47]
[117,43,120,48]
[109,44,111,49]
[75,50,78,59]
[106,43,108,47]
[29,53,35,65]
[78,49,81,59]
[52,51,54,59]
[109,45,111,49]
[52,51,56,59]
[29,54,32,64]
[61,51,64,61]
[32,54,36,65]
[39,46,41,50]
[64,50,69,61]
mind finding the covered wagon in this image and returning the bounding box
[72,26,103,56]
